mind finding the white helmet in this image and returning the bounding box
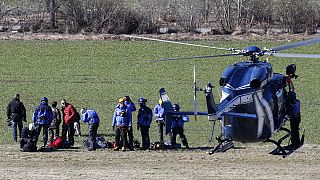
[29,123,35,131]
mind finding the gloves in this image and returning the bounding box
[137,126,140,130]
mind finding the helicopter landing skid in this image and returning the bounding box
[264,127,305,158]
[207,138,234,155]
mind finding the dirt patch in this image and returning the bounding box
[0,144,319,179]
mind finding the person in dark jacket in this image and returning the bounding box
[170,103,189,149]
[286,91,302,149]
[137,98,153,150]
[32,97,53,147]
[20,123,37,152]
[6,94,27,142]
[80,108,100,151]
[49,101,61,143]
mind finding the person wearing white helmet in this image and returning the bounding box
[153,99,165,143]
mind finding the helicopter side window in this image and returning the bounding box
[219,78,227,86]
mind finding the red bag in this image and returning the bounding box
[48,137,63,149]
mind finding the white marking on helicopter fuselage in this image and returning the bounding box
[256,91,275,134]
[219,88,275,138]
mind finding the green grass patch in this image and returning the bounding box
[1,39,319,146]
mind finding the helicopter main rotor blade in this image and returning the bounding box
[123,34,238,51]
[147,53,243,62]
[269,37,320,52]
[267,52,320,58]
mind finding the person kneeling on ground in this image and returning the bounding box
[20,123,37,152]
[80,108,100,151]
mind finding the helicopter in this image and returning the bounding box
[124,35,320,156]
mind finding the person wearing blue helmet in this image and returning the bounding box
[80,108,100,151]
[170,103,189,149]
[32,97,53,148]
[137,97,153,150]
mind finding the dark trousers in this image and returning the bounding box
[290,114,301,147]
[62,122,74,146]
[49,124,60,143]
[88,123,99,150]
[157,121,165,142]
[128,126,134,149]
[140,126,150,149]
[12,119,23,142]
[115,126,128,148]
[170,126,188,148]
[33,124,49,147]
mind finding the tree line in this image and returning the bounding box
[0,0,319,35]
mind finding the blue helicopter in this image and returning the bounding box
[125,35,320,156]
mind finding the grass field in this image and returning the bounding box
[1,38,320,147]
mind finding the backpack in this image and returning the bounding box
[96,136,108,149]
[83,136,111,149]
[48,137,63,149]
[21,140,37,152]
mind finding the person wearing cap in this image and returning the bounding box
[80,108,100,151]
[153,99,165,143]
[61,99,76,146]
[112,98,130,151]
[123,95,136,150]
[49,101,62,143]
[32,97,53,147]
[6,93,27,142]
[137,97,153,150]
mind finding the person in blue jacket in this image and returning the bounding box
[137,97,153,150]
[32,97,53,148]
[80,108,100,151]
[124,95,136,150]
[170,103,189,149]
[112,98,130,151]
[153,99,165,143]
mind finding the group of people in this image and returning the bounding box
[112,96,189,151]
[6,95,90,150]
[6,93,189,152]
